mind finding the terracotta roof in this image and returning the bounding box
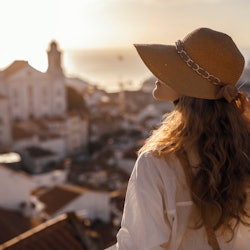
[0,208,39,245]
[12,126,34,140]
[37,185,85,215]
[0,213,101,250]
[2,61,29,78]
[90,220,117,249]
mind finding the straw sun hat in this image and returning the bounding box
[135,27,245,102]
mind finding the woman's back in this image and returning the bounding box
[116,152,250,250]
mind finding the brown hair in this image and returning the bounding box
[139,93,250,238]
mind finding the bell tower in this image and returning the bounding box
[47,41,63,76]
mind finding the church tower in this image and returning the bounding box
[47,41,63,76]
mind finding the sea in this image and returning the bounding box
[63,46,250,93]
[63,47,152,93]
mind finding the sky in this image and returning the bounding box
[1,0,250,72]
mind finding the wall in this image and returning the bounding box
[0,164,34,210]
[55,191,110,222]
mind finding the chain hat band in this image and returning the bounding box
[175,40,221,85]
[175,40,239,102]
[134,27,245,102]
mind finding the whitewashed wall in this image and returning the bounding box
[54,191,111,222]
[0,164,34,210]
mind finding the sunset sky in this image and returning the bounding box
[1,0,250,72]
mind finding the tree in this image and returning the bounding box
[66,86,88,112]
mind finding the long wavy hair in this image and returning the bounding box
[139,93,250,238]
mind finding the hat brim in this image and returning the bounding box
[134,44,219,99]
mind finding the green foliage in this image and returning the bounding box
[66,86,87,112]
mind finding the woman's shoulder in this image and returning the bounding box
[135,150,179,175]
[136,150,163,166]
[138,151,176,160]
[137,150,178,163]
[137,150,157,161]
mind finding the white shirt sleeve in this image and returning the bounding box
[116,152,171,250]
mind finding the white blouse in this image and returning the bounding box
[114,152,250,250]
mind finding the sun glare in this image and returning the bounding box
[0,0,250,72]
[54,0,118,49]
[0,0,61,71]
[0,0,118,71]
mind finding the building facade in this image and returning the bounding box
[0,41,89,167]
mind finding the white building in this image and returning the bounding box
[0,41,66,121]
[66,112,89,155]
[32,169,68,188]
[0,95,12,147]
[0,41,89,164]
[0,164,35,211]
[0,159,68,213]
[34,184,110,222]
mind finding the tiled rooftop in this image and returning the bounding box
[36,185,84,216]
[12,126,34,140]
[0,212,101,250]
[2,61,29,78]
[0,208,39,245]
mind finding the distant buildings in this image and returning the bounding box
[238,60,250,96]
[0,41,135,248]
[0,41,89,173]
[0,157,117,249]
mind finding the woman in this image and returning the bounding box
[113,28,250,250]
